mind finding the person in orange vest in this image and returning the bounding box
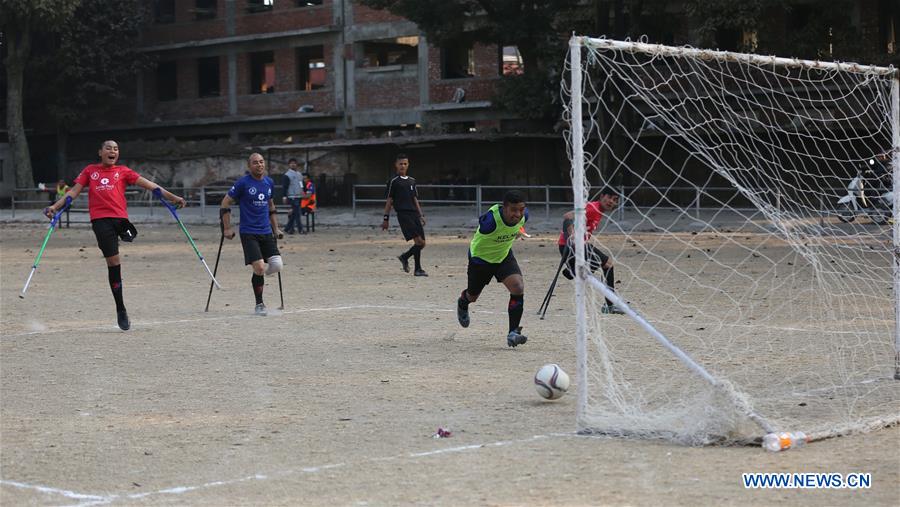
[299,172,316,233]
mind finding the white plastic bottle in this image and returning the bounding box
[762,431,808,452]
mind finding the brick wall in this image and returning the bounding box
[352,4,408,24]
[236,3,333,34]
[355,70,420,109]
[427,43,500,104]
[142,1,333,47]
[237,90,333,116]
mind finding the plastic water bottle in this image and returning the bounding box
[762,431,807,452]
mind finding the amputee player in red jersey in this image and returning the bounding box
[46,140,186,330]
[558,187,624,314]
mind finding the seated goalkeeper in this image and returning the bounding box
[559,187,624,314]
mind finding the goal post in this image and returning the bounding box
[565,36,900,446]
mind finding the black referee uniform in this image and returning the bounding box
[386,175,427,275]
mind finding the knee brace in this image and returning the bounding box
[265,255,283,275]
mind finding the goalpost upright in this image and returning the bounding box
[566,35,900,446]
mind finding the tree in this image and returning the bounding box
[685,0,868,62]
[25,0,148,179]
[1,0,79,188]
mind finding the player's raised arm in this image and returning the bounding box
[134,177,186,208]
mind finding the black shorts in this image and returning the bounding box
[91,217,134,258]
[467,250,521,296]
[559,244,608,272]
[240,233,280,265]
[396,210,424,241]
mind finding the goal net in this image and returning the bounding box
[564,36,900,445]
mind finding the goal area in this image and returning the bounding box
[564,36,900,446]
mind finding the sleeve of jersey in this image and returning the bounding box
[227,180,242,199]
[385,180,393,200]
[124,167,141,184]
[73,167,90,186]
[477,211,497,234]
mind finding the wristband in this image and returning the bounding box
[383,214,389,221]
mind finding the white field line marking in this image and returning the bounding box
[1,304,507,339]
[2,433,591,506]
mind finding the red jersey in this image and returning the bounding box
[558,200,604,246]
[74,164,141,220]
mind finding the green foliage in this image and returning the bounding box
[0,0,80,28]
[25,0,149,129]
[494,72,560,121]
[685,0,867,60]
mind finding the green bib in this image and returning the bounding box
[469,204,524,263]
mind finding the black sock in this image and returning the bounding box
[508,294,524,332]
[412,245,422,270]
[458,290,470,309]
[252,273,265,305]
[401,245,416,260]
[603,265,615,306]
[108,265,126,312]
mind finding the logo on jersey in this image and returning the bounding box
[91,172,99,180]
[100,178,110,185]
[114,172,120,180]
[249,187,258,195]
[257,193,266,201]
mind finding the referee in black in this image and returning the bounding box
[381,153,428,276]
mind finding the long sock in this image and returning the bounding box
[508,294,524,332]
[412,244,423,270]
[603,265,615,306]
[458,290,470,309]
[400,245,416,260]
[252,273,265,305]
[108,265,125,312]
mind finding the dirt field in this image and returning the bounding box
[1,224,898,506]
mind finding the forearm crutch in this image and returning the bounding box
[20,196,72,298]
[537,254,568,320]
[274,234,284,310]
[153,188,221,289]
[204,221,225,312]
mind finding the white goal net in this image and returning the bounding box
[564,36,900,445]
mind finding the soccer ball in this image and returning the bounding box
[534,364,570,400]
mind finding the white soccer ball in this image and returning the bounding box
[534,363,570,400]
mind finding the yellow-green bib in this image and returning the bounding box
[469,204,524,263]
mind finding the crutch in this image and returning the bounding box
[20,196,72,298]
[204,220,225,312]
[537,254,568,320]
[153,188,221,289]
[274,233,284,310]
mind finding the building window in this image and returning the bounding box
[156,61,177,101]
[441,42,474,79]
[500,46,523,76]
[154,0,175,24]
[198,57,220,97]
[296,0,323,6]
[297,46,326,90]
[250,51,276,94]
[247,0,274,13]
[361,36,418,68]
[194,0,217,20]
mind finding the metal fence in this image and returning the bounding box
[10,183,839,224]
[352,184,834,220]
[8,186,294,226]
